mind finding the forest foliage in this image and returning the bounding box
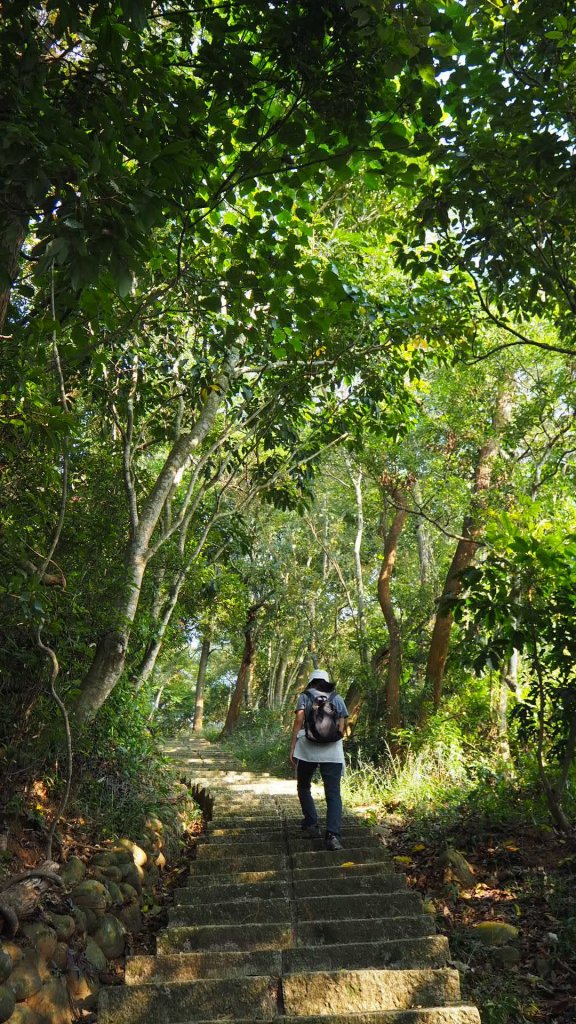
[1,0,576,851]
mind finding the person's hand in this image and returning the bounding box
[289,750,297,769]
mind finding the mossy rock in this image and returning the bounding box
[89,852,114,868]
[118,862,142,892]
[7,962,42,1002]
[45,913,75,942]
[0,943,22,967]
[65,969,100,1010]
[26,976,72,1024]
[97,865,123,883]
[105,880,123,904]
[492,944,521,966]
[91,914,126,959]
[469,921,519,946]
[59,857,85,887]
[20,925,57,961]
[119,882,138,901]
[117,901,142,934]
[105,847,133,865]
[52,944,69,971]
[117,838,147,867]
[6,1005,41,1024]
[71,879,110,915]
[83,938,107,973]
[0,949,12,985]
[82,908,98,934]
[69,907,87,936]
[0,983,15,1023]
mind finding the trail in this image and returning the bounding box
[99,735,480,1024]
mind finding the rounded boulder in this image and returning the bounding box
[91,914,126,959]
[7,962,42,1002]
[0,984,15,1023]
[71,879,110,915]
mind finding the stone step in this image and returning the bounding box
[282,968,460,1015]
[291,848,391,868]
[283,937,450,973]
[288,837,385,854]
[297,915,435,946]
[99,975,279,1024]
[207,828,286,842]
[170,897,292,926]
[189,853,287,874]
[228,1010,481,1024]
[126,951,282,984]
[293,862,397,882]
[186,869,288,886]
[197,840,287,859]
[295,893,422,921]
[177,880,290,903]
[294,875,407,898]
[207,816,282,829]
[158,921,293,954]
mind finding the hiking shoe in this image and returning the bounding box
[303,824,321,838]
[325,833,343,851]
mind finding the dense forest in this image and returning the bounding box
[1,3,576,1021]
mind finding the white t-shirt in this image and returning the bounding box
[293,690,348,765]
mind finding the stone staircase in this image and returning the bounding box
[99,738,481,1024]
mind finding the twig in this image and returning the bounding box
[35,625,73,862]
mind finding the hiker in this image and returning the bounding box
[289,669,349,851]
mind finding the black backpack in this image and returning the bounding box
[303,688,342,744]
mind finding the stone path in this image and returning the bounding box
[99,737,481,1024]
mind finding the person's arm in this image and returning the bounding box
[290,709,305,768]
[338,717,346,737]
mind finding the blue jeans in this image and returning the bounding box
[296,759,343,838]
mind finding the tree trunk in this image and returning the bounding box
[220,603,261,736]
[193,630,211,732]
[424,387,513,712]
[73,351,238,725]
[273,652,289,709]
[0,216,26,335]
[377,482,411,736]
[349,465,370,668]
[414,481,433,587]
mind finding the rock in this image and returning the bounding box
[0,984,15,1023]
[442,847,476,888]
[59,857,85,887]
[51,943,69,971]
[6,1005,41,1024]
[119,883,138,901]
[118,862,142,893]
[69,906,87,936]
[105,880,123,904]
[20,925,57,961]
[89,852,114,868]
[117,838,147,867]
[45,913,75,942]
[71,879,110,915]
[91,914,126,959]
[26,976,72,1024]
[470,921,519,946]
[0,943,21,966]
[83,908,98,934]
[0,949,12,985]
[65,969,100,1010]
[492,945,521,966]
[7,962,43,1001]
[105,847,133,866]
[117,901,142,934]
[83,937,107,973]
[97,865,123,883]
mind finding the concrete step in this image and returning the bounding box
[126,951,282,984]
[294,875,406,898]
[207,817,282,830]
[186,869,288,886]
[197,840,287,859]
[170,897,292,926]
[297,915,435,946]
[189,853,287,874]
[225,1011,481,1024]
[177,880,290,903]
[288,835,384,853]
[291,848,391,869]
[158,921,293,954]
[283,937,450,973]
[207,828,285,842]
[99,975,279,1024]
[295,893,422,921]
[293,862,398,882]
[282,968,460,1014]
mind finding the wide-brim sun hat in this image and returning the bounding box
[308,669,330,684]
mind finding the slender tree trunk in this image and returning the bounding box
[492,664,511,761]
[0,216,26,335]
[414,481,433,587]
[349,465,369,668]
[377,482,411,736]
[73,352,238,725]
[424,387,513,712]
[220,603,262,736]
[193,630,211,732]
